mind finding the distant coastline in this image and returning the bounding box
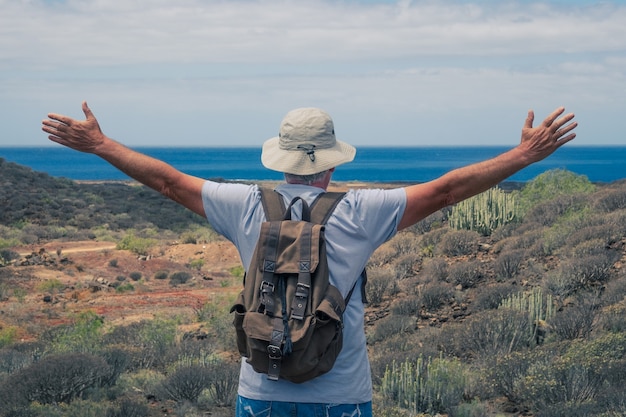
[2,146,625,184]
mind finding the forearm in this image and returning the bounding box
[94,137,178,193]
[441,146,531,205]
[400,146,532,230]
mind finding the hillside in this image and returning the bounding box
[1,159,626,417]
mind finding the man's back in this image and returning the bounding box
[201,181,407,403]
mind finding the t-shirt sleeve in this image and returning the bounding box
[201,181,262,248]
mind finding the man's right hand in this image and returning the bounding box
[42,101,106,154]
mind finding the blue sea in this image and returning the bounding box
[1,146,625,184]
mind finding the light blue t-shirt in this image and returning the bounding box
[201,181,406,404]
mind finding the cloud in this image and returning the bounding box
[1,0,625,146]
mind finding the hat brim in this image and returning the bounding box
[261,136,356,175]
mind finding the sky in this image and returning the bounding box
[0,0,625,147]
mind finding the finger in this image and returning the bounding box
[555,120,578,138]
[542,106,566,127]
[556,132,576,146]
[554,113,576,130]
[524,109,535,129]
[82,101,93,120]
[47,112,70,125]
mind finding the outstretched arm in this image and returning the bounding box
[42,102,207,217]
[398,107,578,230]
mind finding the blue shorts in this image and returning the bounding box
[236,395,373,417]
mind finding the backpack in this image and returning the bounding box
[230,188,353,383]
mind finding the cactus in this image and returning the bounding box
[380,355,467,414]
[449,186,519,235]
[498,287,554,346]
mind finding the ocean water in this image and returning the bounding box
[1,146,625,184]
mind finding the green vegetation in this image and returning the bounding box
[449,186,519,235]
[1,161,626,417]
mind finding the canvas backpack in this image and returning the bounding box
[230,188,355,383]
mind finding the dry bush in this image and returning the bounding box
[491,228,542,257]
[443,309,531,360]
[563,224,618,251]
[105,398,149,417]
[369,243,398,268]
[391,294,421,316]
[406,210,446,235]
[562,252,618,286]
[438,230,480,257]
[419,282,454,312]
[549,294,599,341]
[419,257,448,282]
[472,283,520,312]
[420,228,449,256]
[392,253,421,280]
[448,260,483,289]
[0,353,110,408]
[523,194,589,227]
[494,248,525,279]
[600,304,626,333]
[390,232,422,256]
[569,238,610,258]
[159,365,212,403]
[601,271,626,305]
[365,267,394,306]
[593,187,626,212]
[368,315,415,344]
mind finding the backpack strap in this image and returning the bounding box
[260,188,286,222]
[309,192,345,225]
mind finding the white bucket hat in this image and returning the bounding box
[261,108,356,175]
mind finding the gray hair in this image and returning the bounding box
[284,170,329,185]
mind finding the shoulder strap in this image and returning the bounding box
[309,192,345,225]
[260,188,286,222]
[260,188,345,224]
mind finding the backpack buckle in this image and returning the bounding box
[260,281,276,316]
[291,283,310,320]
[267,344,282,359]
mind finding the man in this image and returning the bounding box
[42,103,577,416]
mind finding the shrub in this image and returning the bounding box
[420,257,448,282]
[105,398,149,417]
[448,261,482,289]
[188,259,204,270]
[472,284,519,312]
[494,248,525,279]
[593,187,626,212]
[0,353,110,408]
[129,271,142,281]
[0,249,19,265]
[558,252,619,289]
[600,304,626,333]
[419,282,454,311]
[0,326,18,349]
[449,186,519,235]
[45,310,105,354]
[205,360,239,407]
[368,315,415,344]
[448,309,531,359]
[390,232,422,256]
[380,355,468,415]
[367,267,394,305]
[438,230,480,257]
[392,253,420,280]
[518,169,595,217]
[117,232,156,256]
[169,271,192,286]
[160,365,212,403]
[549,294,598,341]
[391,294,421,316]
[154,270,169,280]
